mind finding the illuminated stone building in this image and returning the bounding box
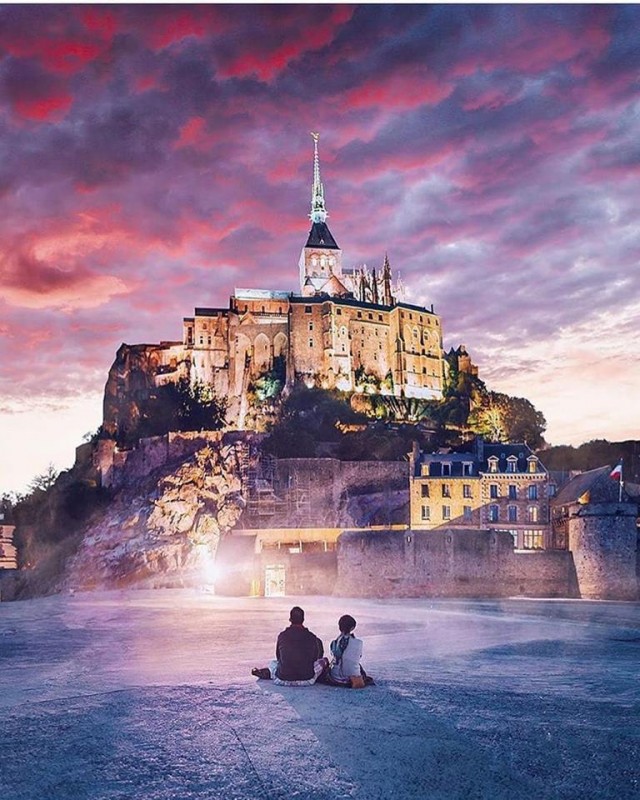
[409,438,556,550]
[180,134,444,420]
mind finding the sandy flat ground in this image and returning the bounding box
[1,589,639,799]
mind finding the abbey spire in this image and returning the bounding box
[300,132,343,295]
[310,132,327,224]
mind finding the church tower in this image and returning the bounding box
[299,133,347,297]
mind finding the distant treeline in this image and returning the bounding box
[539,439,640,483]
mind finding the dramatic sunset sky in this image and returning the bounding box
[1,3,639,493]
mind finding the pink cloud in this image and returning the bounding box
[342,69,453,112]
[219,6,354,82]
[0,227,131,311]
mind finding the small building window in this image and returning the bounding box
[488,457,499,473]
[462,462,473,476]
[337,308,342,315]
[508,485,518,500]
[489,504,499,522]
[463,506,472,520]
[442,505,451,520]
[528,458,538,473]
[506,457,517,473]
[357,312,362,318]
[309,339,314,348]
[548,483,557,497]
[421,484,430,498]
[527,505,539,523]
[309,322,314,331]
[421,505,430,521]
[463,484,472,498]
[490,484,499,499]
[508,505,518,522]
[305,306,312,313]
[442,484,451,498]
[528,484,538,501]
[523,529,544,549]
[378,314,383,321]
[442,463,451,476]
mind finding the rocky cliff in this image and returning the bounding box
[64,442,246,591]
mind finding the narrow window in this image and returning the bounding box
[528,484,538,501]
[490,484,499,499]
[489,505,499,522]
[309,339,314,348]
[442,505,451,520]
[442,463,451,476]
[421,484,430,498]
[463,484,472,498]
[509,485,517,500]
[305,306,312,313]
[508,505,518,522]
[442,484,451,498]
[421,505,430,521]
[463,506,472,520]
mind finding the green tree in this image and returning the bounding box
[468,392,546,447]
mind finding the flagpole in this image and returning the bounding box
[619,461,623,503]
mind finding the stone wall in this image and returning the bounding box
[567,502,638,600]
[334,528,579,599]
[87,431,237,490]
[246,458,409,528]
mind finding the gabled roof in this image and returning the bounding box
[321,274,350,297]
[305,221,339,249]
[552,466,625,506]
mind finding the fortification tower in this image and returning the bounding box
[298,133,346,297]
[552,467,638,600]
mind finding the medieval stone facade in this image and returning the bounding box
[105,135,446,433]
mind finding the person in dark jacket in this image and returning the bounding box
[252,607,326,686]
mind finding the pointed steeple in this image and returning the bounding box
[382,252,394,306]
[310,132,327,223]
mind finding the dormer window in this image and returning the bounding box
[442,463,451,476]
[488,457,499,474]
[506,456,518,473]
[528,457,538,473]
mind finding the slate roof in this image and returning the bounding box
[552,466,625,506]
[305,222,339,249]
[415,440,545,478]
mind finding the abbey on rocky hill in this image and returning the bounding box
[103,135,449,435]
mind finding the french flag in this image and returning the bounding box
[610,462,623,481]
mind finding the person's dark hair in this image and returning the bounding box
[289,606,305,625]
[338,614,356,634]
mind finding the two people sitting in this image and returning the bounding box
[252,606,373,688]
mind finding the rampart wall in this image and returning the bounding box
[334,528,579,598]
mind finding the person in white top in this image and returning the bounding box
[329,614,371,687]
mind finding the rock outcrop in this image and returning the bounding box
[64,443,246,591]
